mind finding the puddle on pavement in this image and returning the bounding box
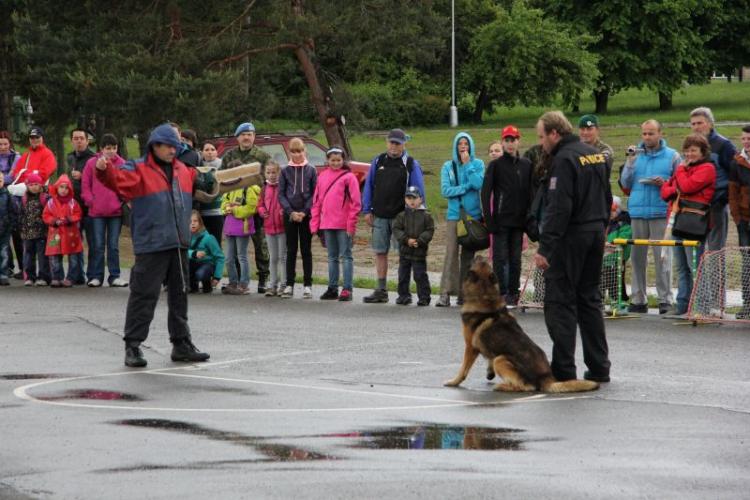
[347,424,526,451]
[113,419,336,463]
[37,389,144,402]
[0,373,72,380]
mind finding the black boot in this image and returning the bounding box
[171,339,210,362]
[125,346,147,367]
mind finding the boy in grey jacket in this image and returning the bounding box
[392,186,434,306]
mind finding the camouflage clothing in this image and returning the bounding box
[592,139,614,169]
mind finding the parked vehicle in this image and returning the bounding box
[208,133,370,190]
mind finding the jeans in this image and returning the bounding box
[265,232,287,289]
[90,216,122,283]
[673,245,695,314]
[492,226,523,296]
[225,235,250,286]
[189,260,214,290]
[0,230,10,279]
[324,229,353,290]
[70,216,93,283]
[50,254,83,281]
[22,237,50,282]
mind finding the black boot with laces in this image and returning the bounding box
[171,339,210,362]
[125,345,147,367]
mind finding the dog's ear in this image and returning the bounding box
[465,269,478,282]
[487,271,498,284]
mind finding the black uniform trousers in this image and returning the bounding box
[397,256,431,301]
[543,230,610,380]
[124,249,191,346]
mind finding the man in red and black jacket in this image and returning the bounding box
[96,123,213,367]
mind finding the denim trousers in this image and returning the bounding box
[324,229,353,290]
[70,216,93,282]
[737,221,750,305]
[89,216,122,283]
[225,235,250,286]
[265,232,287,289]
[50,254,83,281]
[22,237,50,282]
[672,245,695,313]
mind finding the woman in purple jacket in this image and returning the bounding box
[81,133,128,287]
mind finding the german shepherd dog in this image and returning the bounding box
[444,257,599,393]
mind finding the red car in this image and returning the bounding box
[208,133,370,190]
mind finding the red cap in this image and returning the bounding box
[501,125,521,139]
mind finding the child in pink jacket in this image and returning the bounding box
[309,147,362,301]
[257,160,286,297]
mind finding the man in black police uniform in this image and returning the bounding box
[533,111,612,383]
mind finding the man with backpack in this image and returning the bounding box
[360,129,426,303]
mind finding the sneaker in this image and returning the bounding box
[265,287,277,297]
[456,296,464,306]
[35,279,48,287]
[202,284,213,294]
[628,303,648,314]
[395,295,412,305]
[239,284,251,295]
[257,283,267,294]
[276,285,285,296]
[303,286,313,299]
[663,306,687,317]
[125,346,147,368]
[363,289,389,303]
[0,278,9,286]
[583,370,610,383]
[221,283,238,295]
[435,294,450,307]
[658,303,671,315]
[736,306,750,320]
[417,298,430,306]
[24,280,33,287]
[13,271,24,280]
[62,279,73,288]
[320,287,339,300]
[110,278,128,287]
[504,294,519,307]
[338,289,352,302]
[280,285,293,298]
[170,339,210,362]
[87,278,102,287]
[50,280,62,288]
[224,285,246,296]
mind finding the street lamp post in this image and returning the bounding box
[449,0,458,128]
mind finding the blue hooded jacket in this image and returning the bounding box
[440,132,484,221]
[620,139,680,219]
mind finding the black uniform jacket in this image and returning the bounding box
[538,134,611,259]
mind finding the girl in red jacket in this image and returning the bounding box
[257,160,286,296]
[309,147,362,301]
[42,175,83,287]
[660,133,716,315]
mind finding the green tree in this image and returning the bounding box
[462,1,600,122]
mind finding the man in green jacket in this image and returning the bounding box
[221,122,271,293]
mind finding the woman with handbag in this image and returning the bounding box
[436,132,485,307]
[660,133,716,315]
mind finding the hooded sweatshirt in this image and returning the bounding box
[440,132,485,221]
[309,165,362,235]
[481,150,533,230]
[82,153,125,217]
[12,143,57,185]
[42,175,83,256]
[258,181,285,235]
[278,156,317,215]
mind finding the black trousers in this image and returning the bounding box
[543,230,610,380]
[398,256,431,301]
[202,215,224,247]
[124,249,191,346]
[285,215,312,287]
[492,226,523,296]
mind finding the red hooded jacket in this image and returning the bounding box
[12,143,57,185]
[42,175,83,256]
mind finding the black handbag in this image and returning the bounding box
[672,197,709,241]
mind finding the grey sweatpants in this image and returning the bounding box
[630,218,673,305]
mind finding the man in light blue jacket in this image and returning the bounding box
[436,132,484,307]
[621,119,681,314]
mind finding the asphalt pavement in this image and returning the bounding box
[1,282,749,499]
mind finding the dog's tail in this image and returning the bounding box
[541,377,599,393]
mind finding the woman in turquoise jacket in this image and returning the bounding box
[188,210,226,293]
[436,132,485,307]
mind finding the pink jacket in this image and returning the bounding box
[309,167,361,234]
[258,182,285,235]
[81,153,125,217]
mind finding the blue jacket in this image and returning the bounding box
[0,187,16,235]
[621,139,680,219]
[440,132,484,221]
[707,129,737,204]
[361,151,426,215]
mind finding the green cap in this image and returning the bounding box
[578,114,599,128]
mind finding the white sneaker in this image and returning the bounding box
[303,286,313,299]
[110,278,128,287]
[280,285,293,298]
[88,279,102,287]
[35,279,48,286]
[24,280,33,287]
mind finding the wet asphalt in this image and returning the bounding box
[1,283,749,500]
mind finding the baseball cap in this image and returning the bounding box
[28,127,44,138]
[501,125,520,139]
[234,122,256,136]
[405,186,422,198]
[387,128,408,144]
[578,114,599,128]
